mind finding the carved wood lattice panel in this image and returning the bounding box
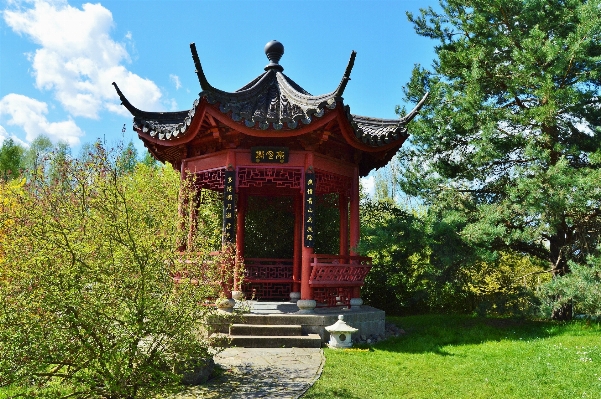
[244,260,294,280]
[237,167,303,189]
[242,282,292,300]
[313,287,354,307]
[194,168,226,191]
[309,265,372,285]
[315,170,352,196]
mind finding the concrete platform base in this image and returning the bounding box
[210,300,385,347]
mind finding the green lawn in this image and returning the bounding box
[303,315,601,399]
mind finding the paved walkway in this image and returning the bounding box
[171,347,325,399]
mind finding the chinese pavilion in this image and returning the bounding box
[113,40,427,313]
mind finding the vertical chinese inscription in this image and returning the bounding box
[222,170,236,243]
[304,172,315,248]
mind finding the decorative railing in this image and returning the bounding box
[242,258,294,300]
[243,258,294,283]
[309,254,372,306]
[215,254,373,304]
[309,254,372,287]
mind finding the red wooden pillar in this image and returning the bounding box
[339,193,349,257]
[235,190,247,291]
[350,167,360,255]
[224,151,237,299]
[301,154,314,301]
[350,167,361,298]
[292,194,302,293]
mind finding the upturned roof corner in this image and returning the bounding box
[112,40,428,158]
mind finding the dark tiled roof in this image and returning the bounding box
[348,111,408,146]
[204,70,337,130]
[113,41,428,147]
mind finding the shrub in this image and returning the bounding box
[0,145,225,398]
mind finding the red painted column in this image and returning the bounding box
[292,194,302,293]
[235,190,247,291]
[301,154,314,301]
[301,248,314,300]
[224,151,236,299]
[339,193,349,257]
[350,167,360,256]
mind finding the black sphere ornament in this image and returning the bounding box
[264,40,284,71]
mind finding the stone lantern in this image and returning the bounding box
[325,315,358,348]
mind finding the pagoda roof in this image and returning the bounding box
[113,40,427,149]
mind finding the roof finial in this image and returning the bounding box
[264,40,284,72]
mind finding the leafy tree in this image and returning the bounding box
[0,138,24,180]
[47,141,71,184]
[23,134,52,178]
[539,248,601,317]
[0,145,227,398]
[116,140,139,175]
[400,0,601,319]
[359,199,431,314]
[141,151,159,169]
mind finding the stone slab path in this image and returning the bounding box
[170,348,325,399]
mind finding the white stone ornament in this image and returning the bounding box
[296,299,317,314]
[289,291,301,303]
[231,290,244,301]
[216,298,236,313]
[325,315,358,348]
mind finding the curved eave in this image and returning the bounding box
[113,82,190,123]
[204,102,339,138]
[134,99,340,147]
[337,92,429,152]
[337,109,409,154]
[134,100,207,146]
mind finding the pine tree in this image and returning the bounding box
[400,0,601,319]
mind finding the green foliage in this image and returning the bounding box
[23,134,52,175]
[401,0,601,319]
[314,194,340,256]
[141,151,160,169]
[0,138,24,180]
[244,196,295,258]
[115,140,138,175]
[360,198,547,315]
[359,199,430,314]
[242,193,340,258]
[0,144,226,398]
[187,188,223,254]
[539,250,601,318]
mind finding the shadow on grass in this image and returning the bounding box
[376,314,565,355]
[303,387,364,399]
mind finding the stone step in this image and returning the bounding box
[230,324,302,337]
[229,334,322,348]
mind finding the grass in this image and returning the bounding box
[303,314,601,399]
[3,315,599,398]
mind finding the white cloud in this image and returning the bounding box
[3,0,163,119]
[0,125,28,147]
[0,93,84,146]
[170,74,182,90]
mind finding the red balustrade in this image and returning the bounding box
[242,258,294,299]
[308,254,372,306]
[309,254,372,286]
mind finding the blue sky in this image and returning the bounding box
[0,0,439,159]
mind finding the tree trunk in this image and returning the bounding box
[549,230,572,320]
